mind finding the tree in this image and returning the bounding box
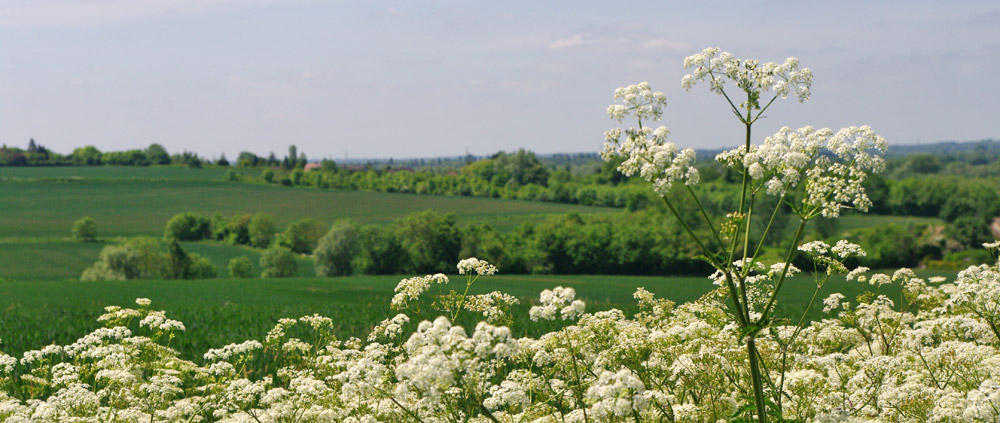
[71,146,102,165]
[164,213,210,241]
[165,239,192,279]
[279,218,323,254]
[313,221,359,276]
[260,245,298,278]
[248,213,276,248]
[229,256,253,278]
[358,225,407,274]
[224,214,253,245]
[146,144,171,165]
[217,153,230,167]
[237,151,260,168]
[72,217,98,242]
[80,237,166,280]
[396,210,460,273]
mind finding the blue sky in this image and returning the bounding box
[2,1,998,160]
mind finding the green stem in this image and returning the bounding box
[661,197,749,327]
[747,336,768,423]
[741,193,756,273]
[728,121,753,265]
[686,184,725,250]
[758,219,809,324]
[751,194,787,260]
[452,274,478,321]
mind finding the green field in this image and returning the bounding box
[0,166,961,366]
[0,177,617,239]
[0,165,251,181]
[836,214,944,232]
[0,272,930,362]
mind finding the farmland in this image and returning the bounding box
[0,167,618,238]
[0,271,932,362]
[0,164,963,363]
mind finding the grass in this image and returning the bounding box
[0,271,954,362]
[836,214,943,232]
[0,178,618,238]
[0,165,252,181]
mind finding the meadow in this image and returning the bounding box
[0,271,924,363]
[0,165,956,363]
[0,166,618,238]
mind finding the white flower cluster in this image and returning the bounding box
[798,239,867,275]
[681,46,813,103]
[2,250,1000,422]
[456,257,497,276]
[390,273,448,310]
[461,291,519,324]
[602,83,699,196]
[714,124,888,218]
[529,286,586,321]
[368,313,410,342]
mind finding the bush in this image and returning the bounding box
[314,221,358,276]
[224,214,252,245]
[358,225,407,274]
[396,210,460,273]
[187,254,217,279]
[164,213,210,241]
[72,216,98,242]
[279,218,323,254]
[260,245,298,278]
[80,237,166,280]
[228,256,253,278]
[248,213,276,248]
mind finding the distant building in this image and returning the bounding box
[304,162,322,172]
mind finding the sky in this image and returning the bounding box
[2,1,999,160]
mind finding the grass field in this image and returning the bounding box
[0,271,937,362]
[0,165,251,181]
[0,178,618,238]
[0,166,964,366]
[837,214,944,231]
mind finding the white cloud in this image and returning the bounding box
[547,34,594,51]
[641,38,690,50]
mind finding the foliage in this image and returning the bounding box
[313,221,359,277]
[164,212,210,241]
[71,216,98,242]
[228,256,253,278]
[7,252,1000,422]
[278,218,323,254]
[81,237,216,281]
[248,213,276,248]
[396,210,461,273]
[260,244,298,278]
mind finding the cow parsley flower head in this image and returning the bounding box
[390,273,449,310]
[457,257,497,276]
[530,286,585,321]
[602,82,699,197]
[682,47,813,105]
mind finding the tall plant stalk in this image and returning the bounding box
[603,46,887,421]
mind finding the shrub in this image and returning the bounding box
[164,212,210,241]
[358,225,407,274]
[224,213,252,245]
[260,245,297,278]
[396,210,460,273]
[72,216,98,242]
[248,213,276,248]
[279,218,323,254]
[80,237,166,281]
[313,221,358,276]
[165,239,191,279]
[187,254,217,279]
[228,256,253,278]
